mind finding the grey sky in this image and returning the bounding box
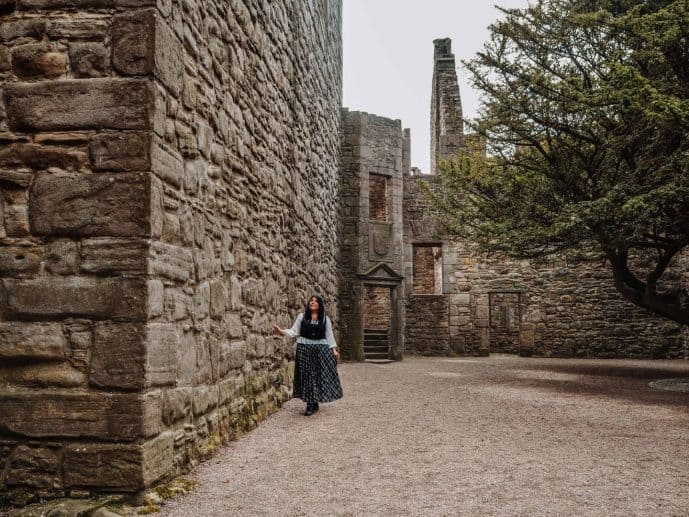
[343,0,529,172]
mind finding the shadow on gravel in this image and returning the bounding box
[490,363,689,408]
[524,362,689,380]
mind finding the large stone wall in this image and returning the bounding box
[0,0,342,503]
[404,175,687,358]
[339,110,406,361]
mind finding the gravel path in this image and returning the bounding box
[159,356,689,516]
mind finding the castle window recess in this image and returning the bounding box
[369,174,389,222]
[412,245,443,295]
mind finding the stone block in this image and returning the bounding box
[0,322,67,361]
[142,432,173,486]
[209,279,226,319]
[0,19,45,42]
[149,241,193,282]
[0,169,32,187]
[0,389,144,440]
[151,141,183,187]
[5,445,61,488]
[145,323,178,387]
[69,42,108,78]
[0,242,42,276]
[45,239,78,275]
[63,438,171,491]
[90,132,151,172]
[142,390,162,438]
[148,279,164,318]
[163,288,188,320]
[65,322,91,369]
[30,173,149,237]
[4,78,154,131]
[192,385,218,416]
[0,45,10,71]
[154,14,183,96]
[112,9,155,76]
[176,331,195,386]
[192,281,210,321]
[46,19,108,40]
[0,277,147,320]
[162,387,191,425]
[11,43,66,79]
[90,322,176,390]
[228,341,246,369]
[224,312,243,338]
[0,143,86,171]
[80,237,147,275]
[0,362,86,387]
[90,322,145,390]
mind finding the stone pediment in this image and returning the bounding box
[359,263,403,283]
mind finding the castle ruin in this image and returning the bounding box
[0,1,685,503]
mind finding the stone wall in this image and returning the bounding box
[0,0,342,503]
[363,285,390,330]
[430,38,463,175]
[339,110,406,361]
[403,175,687,359]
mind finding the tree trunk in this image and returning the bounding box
[607,250,689,325]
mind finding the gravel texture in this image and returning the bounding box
[159,356,689,516]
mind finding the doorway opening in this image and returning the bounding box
[363,285,391,360]
[489,291,522,354]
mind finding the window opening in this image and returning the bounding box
[412,244,443,294]
[369,174,389,222]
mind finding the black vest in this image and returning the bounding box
[300,316,326,340]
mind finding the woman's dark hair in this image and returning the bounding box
[303,294,326,324]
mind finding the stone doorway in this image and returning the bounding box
[350,263,404,361]
[489,291,522,354]
[363,285,392,360]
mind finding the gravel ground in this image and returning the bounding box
[159,356,689,517]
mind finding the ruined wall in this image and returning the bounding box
[339,110,405,360]
[0,0,342,503]
[404,176,687,359]
[430,38,463,175]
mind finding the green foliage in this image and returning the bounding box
[435,0,689,323]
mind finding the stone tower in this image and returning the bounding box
[430,38,464,174]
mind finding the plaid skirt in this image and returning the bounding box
[293,342,343,404]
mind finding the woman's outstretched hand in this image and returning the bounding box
[273,324,285,336]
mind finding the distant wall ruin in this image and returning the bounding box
[0,0,342,503]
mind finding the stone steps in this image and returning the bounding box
[364,328,389,360]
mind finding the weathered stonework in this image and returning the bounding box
[0,6,686,508]
[400,38,688,359]
[430,38,464,175]
[0,0,342,505]
[338,110,406,361]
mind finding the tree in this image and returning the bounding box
[431,0,689,324]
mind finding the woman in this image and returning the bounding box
[274,294,343,416]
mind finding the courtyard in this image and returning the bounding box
[159,356,689,516]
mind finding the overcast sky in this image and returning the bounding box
[343,0,529,172]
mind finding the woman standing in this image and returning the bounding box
[274,295,343,416]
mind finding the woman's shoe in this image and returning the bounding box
[304,403,315,416]
[313,402,319,412]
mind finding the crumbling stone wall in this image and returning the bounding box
[0,0,342,503]
[404,176,686,358]
[339,110,405,361]
[430,38,463,175]
[363,286,390,330]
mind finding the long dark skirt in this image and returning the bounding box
[293,342,343,404]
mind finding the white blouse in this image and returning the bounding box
[284,313,337,348]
